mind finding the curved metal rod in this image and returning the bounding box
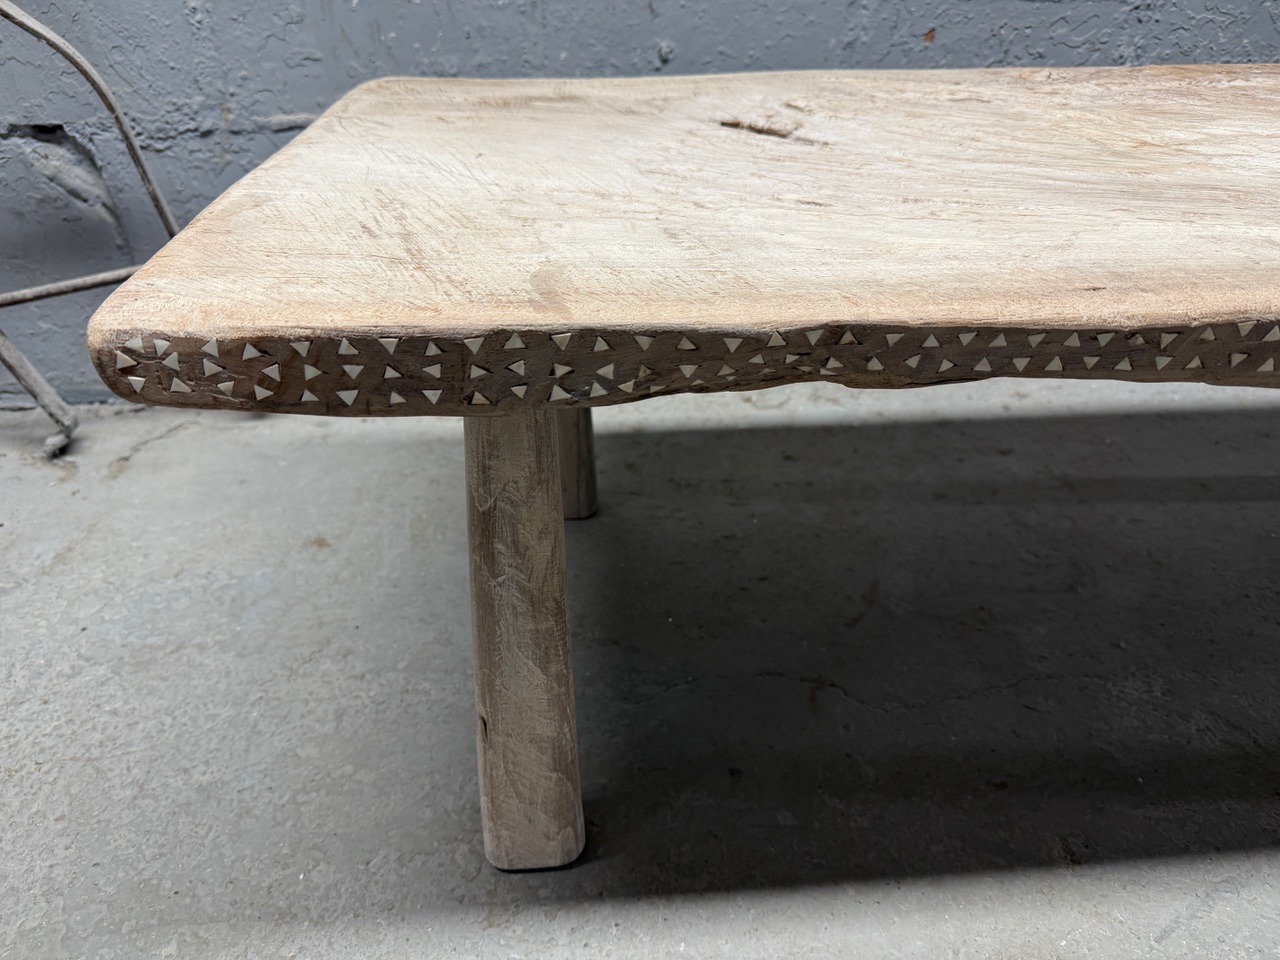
[0,0,179,237]
[0,264,140,309]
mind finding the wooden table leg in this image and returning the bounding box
[557,408,598,520]
[464,410,586,870]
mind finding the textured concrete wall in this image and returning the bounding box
[3,0,1279,403]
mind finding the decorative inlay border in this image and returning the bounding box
[94,320,1280,416]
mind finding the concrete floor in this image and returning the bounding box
[3,379,1280,958]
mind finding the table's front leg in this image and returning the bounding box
[463,410,586,870]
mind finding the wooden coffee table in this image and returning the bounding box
[87,65,1280,869]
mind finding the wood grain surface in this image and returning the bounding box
[465,410,585,870]
[88,66,1280,414]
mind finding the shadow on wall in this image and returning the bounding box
[565,406,1280,894]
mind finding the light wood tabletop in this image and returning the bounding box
[89,65,1280,417]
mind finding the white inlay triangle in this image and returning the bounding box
[637,365,652,379]
[1264,326,1280,342]
[301,389,318,402]
[217,381,235,396]
[748,354,764,364]
[203,359,223,376]
[508,360,526,375]
[958,331,977,345]
[679,364,698,377]
[338,338,357,355]
[866,357,884,371]
[767,332,786,347]
[470,365,488,379]
[597,363,615,379]
[1155,356,1171,370]
[1259,358,1275,372]
[1115,357,1132,371]
[423,389,442,403]
[170,377,191,393]
[819,367,834,376]
[619,380,635,393]
[337,389,358,405]
[389,391,406,404]
[304,364,322,380]
[784,354,800,363]
[1083,356,1100,369]
[1160,333,1178,348]
[839,330,860,345]
[127,375,145,392]
[718,364,735,376]
[291,341,310,356]
[1239,321,1257,337]
[254,384,272,400]
[511,385,528,398]
[634,334,654,350]
[378,338,399,354]
[504,333,525,349]
[885,333,904,346]
[974,357,992,372]
[805,330,823,345]
[161,353,180,370]
[1198,328,1215,341]
[904,354,921,369]
[424,364,441,378]
[1097,333,1114,347]
[589,382,608,398]
[594,337,610,352]
[1027,333,1046,347]
[1012,357,1030,371]
[115,351,136,369]
[677,337,696,350]
[243,343,262,359]
[1045,356,1063,371]
[201,339,218,357]
[153,338,170,355]
[425,341,442,356]
[1129,334,1145,345]
[464,337,485,354]
[125,336,143,351]
[922,334,939,348]
[342,364,363,378]
[470,391,490,405]
[938,359,954,372]
[825,357,844,369]
[1231,353,1248,367]
[552,333,572,349]
[1063,332,1081,347]
[989,333,1007,347]
[553,364,572,378]
[550,385,571,401]
[262,363,281,380]
[724,337,743,352]
[1186,355,1202,369]
[650,384,666,393]
[384,367,401,379]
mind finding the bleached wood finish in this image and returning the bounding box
[557,409,598,520]
[464,411,585,870]
[89,66,1280,414]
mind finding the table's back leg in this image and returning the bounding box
[557,408,598,520]
[464,410,586,870]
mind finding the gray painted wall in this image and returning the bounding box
[3,0,1279,404]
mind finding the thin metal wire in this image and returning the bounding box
[0,0,179,237]
[0,264,140,309]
